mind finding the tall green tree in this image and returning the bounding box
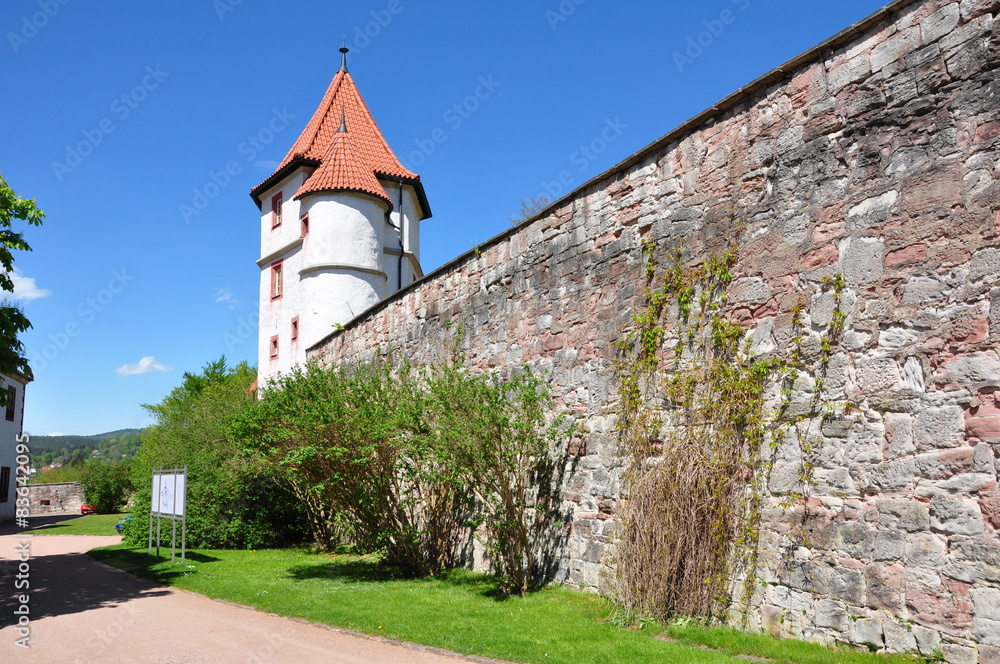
[0,173,44,400]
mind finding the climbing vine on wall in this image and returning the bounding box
[612,230,850,624]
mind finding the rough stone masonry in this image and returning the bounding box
[311,0,1000,660]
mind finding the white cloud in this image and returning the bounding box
[115,356,172,376]
[254,160,280,172]
[215,287,238,309]
[49,431,65,436]
[8,268,51,301]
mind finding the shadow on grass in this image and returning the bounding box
[88,546,221,585]
[284,558,508,599]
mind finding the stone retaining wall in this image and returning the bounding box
[28,482,83,514]
[310,0,1000,659]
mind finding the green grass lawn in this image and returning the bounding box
[31,513,127,536]
[88,544,927,664]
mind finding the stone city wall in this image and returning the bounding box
[28,482,83,514]
[311,0,1000,659]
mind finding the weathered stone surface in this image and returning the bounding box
[838,521,876,558]
[915,447,976,478]
[852,617,885,648]
[974,587,1000,621]
[848,190,899,229]
[941,643,980,664]
[881,498,932,531]
[875,530,906,560]
[906,532,948,566]
[830,566,866,605]
[974,617,1000,647]
[840,236,886,286]
[936,352,1000,388]
[921,3,961,43]
[815,599,850,632]
[982,645,1000,664]
[930,492,986,536]
[884,620,919,652]
[914,406,968,451]
[912,624,942,654]
[866,562,905,612]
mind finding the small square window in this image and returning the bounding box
[5,385,15,422]
[291,316,299,341]
[271,193,283,229]
[300,213,309,237]
[270,261,283,300]
[269,335,279,359]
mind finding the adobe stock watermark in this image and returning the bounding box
[7,0,71,54]
[545,0,585,31]
[539,117,628,202]
[348,0,404,54]
[27,268,136,373]
[244,626,289,664]
[223,306,260,353]
[12,435,32,650]
[402,75,502,170]
[213,0,244,21]
[673,0,752,73]
[179,108,294,224]
[70,602,142,662]
[51,66,170,182]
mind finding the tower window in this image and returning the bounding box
[291,316,299,341]
[269,335,279,359]
[5,386,15,422]
[270,261,283,300]
[300,213,309,237]
[271,193,283,229]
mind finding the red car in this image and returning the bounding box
[80,503,98,515]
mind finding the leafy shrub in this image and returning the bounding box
[79,459,134,513]
[232,359,468,576]
[233,353,572,594]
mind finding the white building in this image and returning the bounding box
[0,372,29,524]
[250,47,430,384]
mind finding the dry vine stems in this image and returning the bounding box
[612,229,848,625]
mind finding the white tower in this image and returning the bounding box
[250,47,431,384]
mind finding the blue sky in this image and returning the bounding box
[1,0,890,435]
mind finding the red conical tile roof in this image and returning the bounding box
[294,123,392,206]
[250,65,430,219]
[279,70,416,180]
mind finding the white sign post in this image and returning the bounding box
[148,466,188,563]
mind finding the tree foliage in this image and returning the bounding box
[122,358,309,549]
[80,459,134,513]
[0,172,45,401]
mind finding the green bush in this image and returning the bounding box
[233,353,572,594]
[122,358,310,550]
[232,359,467,575]
[79,459,134,513]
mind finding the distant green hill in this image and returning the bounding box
[29,429,145,452]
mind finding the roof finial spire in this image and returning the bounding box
[337,106,347,133]
[339,38,349,73]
